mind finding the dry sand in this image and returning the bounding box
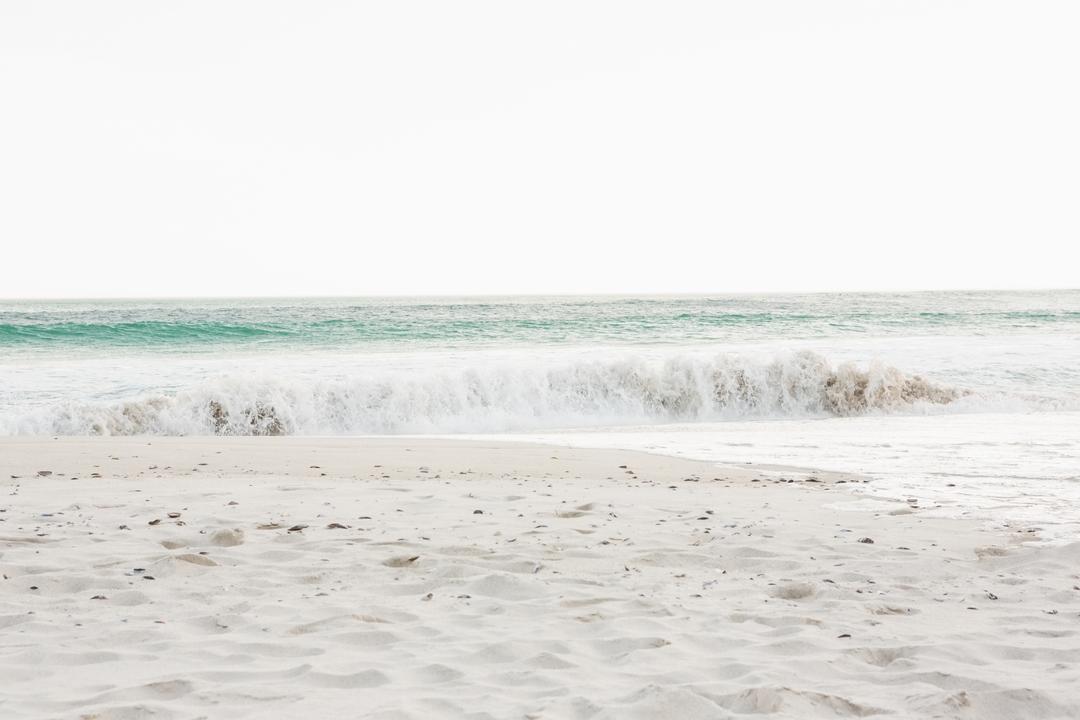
[1,437,1078,719]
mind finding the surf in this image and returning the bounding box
[1,350,967,436]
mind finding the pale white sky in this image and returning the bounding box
[1,1,1077,298]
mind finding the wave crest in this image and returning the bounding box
[5,351,964,436]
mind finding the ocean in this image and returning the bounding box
[2,291,1078,536]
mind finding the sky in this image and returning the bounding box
[1,1,1077,298]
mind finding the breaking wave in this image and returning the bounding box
[1,351,971,436]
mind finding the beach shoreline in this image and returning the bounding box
[2,437,1078,718]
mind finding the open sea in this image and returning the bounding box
[2,290,1079,537]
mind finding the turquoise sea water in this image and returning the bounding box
[3,290,1079,536]
[2,291,1078,355]
[1,290,1078,436]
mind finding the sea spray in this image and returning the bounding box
[3,351,962,436]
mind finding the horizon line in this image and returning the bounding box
[0,286,1077,303]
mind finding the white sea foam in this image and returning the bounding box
[1,350,977,436]
[504,411,1080,541]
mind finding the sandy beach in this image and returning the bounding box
[5,0,1079,715]
[0,437,1077,719]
